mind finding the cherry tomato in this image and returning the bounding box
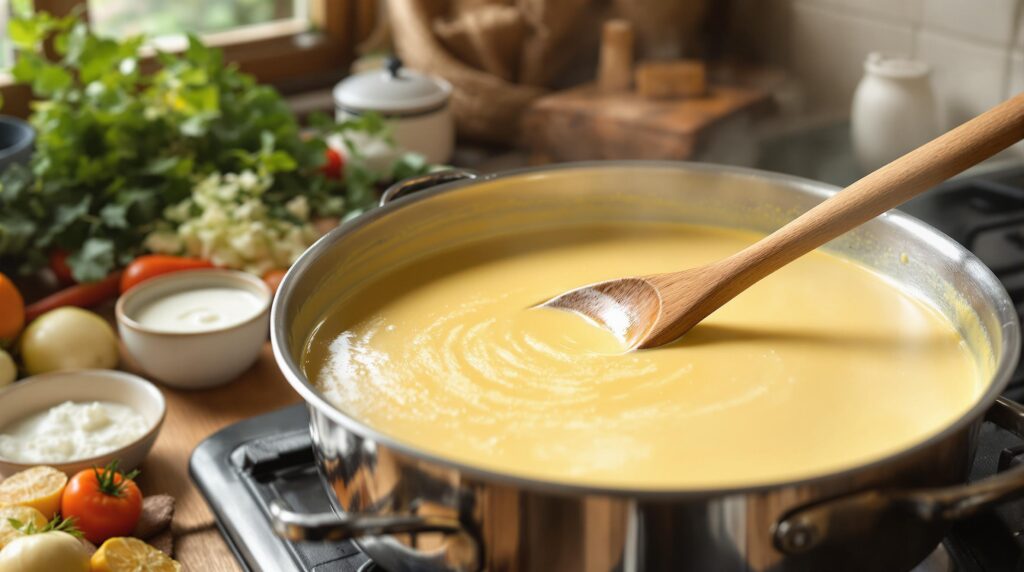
[48,249,75,285]
[262,269,287,295]
[120,255,214,293]
[60,461,143,544]
[321,147,345,180]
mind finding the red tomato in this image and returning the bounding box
[120,255,214,293]
[48,249,75,285]
[321,147,345,180]
[262,269,287,295]
[61,462,143,544]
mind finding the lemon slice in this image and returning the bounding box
[91,537,182,572]
[0,505,47,548]
[0,466,67,518]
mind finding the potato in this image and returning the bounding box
[19,308,118,375]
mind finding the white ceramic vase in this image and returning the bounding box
[851,52,938,172]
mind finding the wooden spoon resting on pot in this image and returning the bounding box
[542,92,1024,350]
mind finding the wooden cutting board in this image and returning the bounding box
[66,297,301,572]
[129,343,301,571]
[522,83,773,163]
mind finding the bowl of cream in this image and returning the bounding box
[0,369,165,477]
[116,269,272,389]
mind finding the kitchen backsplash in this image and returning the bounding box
[755,0,1024,133]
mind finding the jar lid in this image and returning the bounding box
[864,52,930,79]
[333,57,452,117]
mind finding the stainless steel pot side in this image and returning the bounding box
[270,162,1024,572]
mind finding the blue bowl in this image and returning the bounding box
[0,116,34,170]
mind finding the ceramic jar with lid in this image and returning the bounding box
[333,57,454,165]
[851,52,938,172]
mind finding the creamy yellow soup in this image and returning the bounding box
[303,223,985,489]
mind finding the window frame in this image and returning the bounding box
[0,0,363,117]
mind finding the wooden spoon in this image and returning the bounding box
[542,92,1024,350]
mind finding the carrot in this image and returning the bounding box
[25,271,123,322]
[262,269,287,295]
[120,255,214,293]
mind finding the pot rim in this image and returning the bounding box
[271,160,1022,499]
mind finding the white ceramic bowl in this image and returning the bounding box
[0,369,165,477]
[116,269,272,389]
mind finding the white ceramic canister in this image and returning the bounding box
[333,57,454,165]
[851,52,938,172]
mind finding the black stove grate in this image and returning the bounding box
[944,421,1024,571]
[190,405,371,572]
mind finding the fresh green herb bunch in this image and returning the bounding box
[0,12,427,281]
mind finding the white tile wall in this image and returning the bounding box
[790,0,915,109]
[1010,51,1024,155]
[761,0,1024,125]
[1017,6,1024,50]
[1010,50,1024,94]
[799,0,922,24]
[922,0,1018,46]
[917,30,1009,127]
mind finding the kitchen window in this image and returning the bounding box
[0,0,367,116]
[89,0,306,38]
[0,0,30,69]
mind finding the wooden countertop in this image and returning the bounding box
[126,343,301,571]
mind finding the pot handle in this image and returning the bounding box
[269,499,464,541]
[774,396,1024,555]
[379,169,478,207]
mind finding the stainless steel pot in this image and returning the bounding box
[270,162,1023,572]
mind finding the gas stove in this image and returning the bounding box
[192,165,1024,572]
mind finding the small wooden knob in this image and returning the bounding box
[598,19,634,92]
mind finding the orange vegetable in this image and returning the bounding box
[61,461,143,545]
[262,269,287,294]
[0,273,25,343]
[120,255,213,293]
[24,272,122,322]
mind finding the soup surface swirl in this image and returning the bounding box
[304,223,983,488]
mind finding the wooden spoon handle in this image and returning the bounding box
[722,91,1024,284]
